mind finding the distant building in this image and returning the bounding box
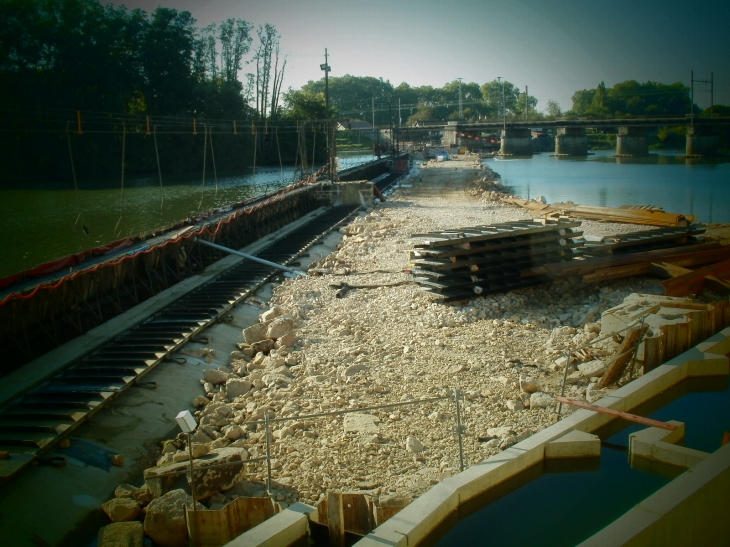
[336,121,372,131]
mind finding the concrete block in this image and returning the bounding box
[696,325,730,357]
[545,430,600,459]
[650,441,709,469]
[224,503,315,547]
[630,421,685,459]
[368,482,457,547]
[608,364,686,411]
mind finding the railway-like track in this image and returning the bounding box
[0,172,407,483]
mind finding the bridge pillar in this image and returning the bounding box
[554,127,587,156]
[616,126,648,156]
[686,125,719,157]
[500,127,532,156]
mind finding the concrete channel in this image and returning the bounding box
[229,327,730,547]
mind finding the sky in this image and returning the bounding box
[111,0,729,112]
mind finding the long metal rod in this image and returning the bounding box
[247,394,453,425]
[454,389,465,471]
[194,238,305,276]
[187,431,199,547]
[265,413,273,495]
[555,397,678,431]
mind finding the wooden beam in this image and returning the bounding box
[597,325,648,388]
[328,491,345,547]
[650,262,692,279]
[541,243,725,277]
[662,258,730,297]
[555,397,678,431]
[704,275,730,296]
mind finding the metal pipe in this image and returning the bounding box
[187,432,200,547]
[454,389,465,471]
[194,238,306,276]
[265,413,273,495]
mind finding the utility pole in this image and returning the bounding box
[692,71,714,115]
[496,77,501,122]
[690,70,694,128]
[525,86,528,120]
[320,49,331,114]
[457,77,463,118]
[320,49,336,180]
[398,98,402,126]
[496,77,506,131]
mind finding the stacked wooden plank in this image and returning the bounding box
[502,197,697,227]
[409,219,584,301]
[580,225,706,256]
[530,243,730,285]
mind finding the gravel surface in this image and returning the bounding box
[157,156,667,509]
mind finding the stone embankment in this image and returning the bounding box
[99,155,666,545]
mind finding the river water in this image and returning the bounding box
[1,149,728,280]
[0,152,374,279]
[489,150,730,224]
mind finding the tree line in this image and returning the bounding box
[1,0,726,184]
[0,0,306,183]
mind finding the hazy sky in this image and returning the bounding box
[112,0,729,112]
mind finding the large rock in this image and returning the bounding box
[530,392,554,409]
[578,359,607,378]
[260,306,285,323]
[266,316,294,339]
[519,376,542,393]
[405,436,424,453]
[98,521,144,547]
[243,322,269,344]
[486,426,514,438]
[145,447,249,499]
[343,413,379,434]
[144,489,204,547]
[203,368,230,385]
[225,378,251,399]
[102,497,140,522]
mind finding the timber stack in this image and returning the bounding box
[409,218,584,301]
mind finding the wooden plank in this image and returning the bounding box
[328,491,345,547]
[705,275,730,295]
[185,496,276,545]
[555,397,678,430]
[650,262,692,279]
[541,243,726,277]
[342,493,373,537]
[581,263,652,283]
[661,258,730,297]
[597,326,647,388]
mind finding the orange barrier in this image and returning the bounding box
[0,171,326,308]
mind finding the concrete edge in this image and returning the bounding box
[354,333,730,547]
[224,502,316,547]
[577,442,730,547]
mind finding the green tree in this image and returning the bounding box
[545,100,562,118]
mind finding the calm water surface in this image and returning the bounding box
[0,153,373,278]
[2,150,728,279]
[489,150,730,224]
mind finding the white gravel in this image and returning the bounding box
[161,157,666,509]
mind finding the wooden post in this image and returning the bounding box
[327,491,345,547]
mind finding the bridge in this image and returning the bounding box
[397,116,730,158]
